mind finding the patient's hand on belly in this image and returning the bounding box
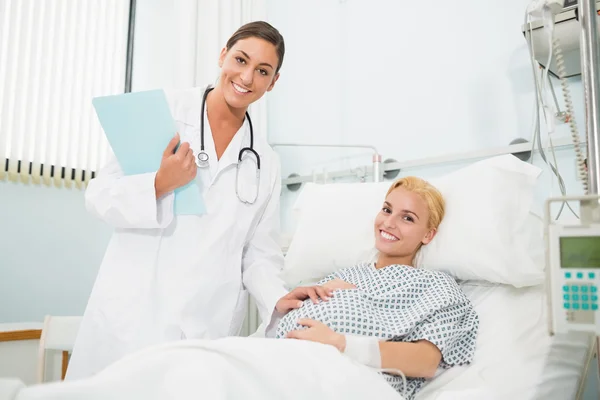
[322,278,357,291]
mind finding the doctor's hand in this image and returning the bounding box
[322,278,356,291]
[275,286,334,314]
[155,133,197,199]
[286,319,345,352]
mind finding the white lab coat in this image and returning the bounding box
[66,86,288,380]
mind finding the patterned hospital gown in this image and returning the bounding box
[276,262,479,399]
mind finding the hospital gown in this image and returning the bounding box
[276,262,479,400]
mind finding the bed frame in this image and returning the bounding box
[240,133,594,395]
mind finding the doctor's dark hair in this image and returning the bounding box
[226,21,285,74]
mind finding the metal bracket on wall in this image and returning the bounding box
[510,138,532,162]
[285,173,303,192]
[383,158,400,180]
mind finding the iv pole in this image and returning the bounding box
[579,0,600,205]
[578,0,600,396]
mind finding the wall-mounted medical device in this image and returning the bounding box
[547,195,600,335]
[522,0,600,78]
[524,0,600,339]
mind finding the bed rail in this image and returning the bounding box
[278,136,585,190]
[270,142,387,187]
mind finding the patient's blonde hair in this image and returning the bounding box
[386,176,445,230]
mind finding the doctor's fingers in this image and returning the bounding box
[323,279,356,291]
[278,299,304,311]
[185,161,197,179]
[181,147,195,168]
[315,286,333,301]
[306,288,319,304]
[163,133,180,157]
[175,142,191,159]
[305,286,331,304]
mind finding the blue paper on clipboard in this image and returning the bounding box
[92,90,205,215]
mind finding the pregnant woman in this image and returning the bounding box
[274,176,480,400]
[6,177,479,400]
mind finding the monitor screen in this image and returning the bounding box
[559,236,600,269]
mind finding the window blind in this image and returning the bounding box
[0,0,132,188]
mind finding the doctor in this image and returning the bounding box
[67,21,331,380]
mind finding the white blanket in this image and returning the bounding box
[9,338,403,400]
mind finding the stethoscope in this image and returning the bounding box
[196,87,260,171]
[197,86,260,204]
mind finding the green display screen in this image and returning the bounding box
[559,236,600,268]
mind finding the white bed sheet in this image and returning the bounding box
[3,338,402,400]
[415,282,593,400]
[4,283,590,400]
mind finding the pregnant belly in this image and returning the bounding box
[275,290,379,339]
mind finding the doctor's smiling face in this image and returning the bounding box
[217,21,284,111]
[374,177,445,267]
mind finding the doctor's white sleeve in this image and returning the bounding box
[241,158,288,329]
[85,155,174,229]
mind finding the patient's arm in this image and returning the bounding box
[377,340,441,379]
[287,320,441,379]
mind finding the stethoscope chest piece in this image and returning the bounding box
[196,151,209,168]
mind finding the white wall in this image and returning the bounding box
[0,0,590,323]
[265,0,589,234]
[130,0,178,91]
[0,181,111,322]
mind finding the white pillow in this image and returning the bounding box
[280,155,543,288]
[416,156,543,285]
[281,182,389,286]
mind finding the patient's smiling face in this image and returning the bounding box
[374,186,436,265]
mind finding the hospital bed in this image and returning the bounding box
[0,153,596,400]
[243,150,598,400]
